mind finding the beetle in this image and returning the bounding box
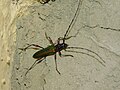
[19,0,105,76]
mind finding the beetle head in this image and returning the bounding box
[61,43,68,50]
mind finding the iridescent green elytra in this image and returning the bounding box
[33,45,56,59]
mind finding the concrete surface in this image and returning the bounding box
[1,0,120,90]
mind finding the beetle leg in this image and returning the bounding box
[59,51,74,57]
[58,36,73,40]
[19,44,44,51]
[45,32,54,45]
[54,54,61,75]
[57,36,76,43]
[25,60,38,76]
[57,38,61,44]
[27,44,44,48]
[27,47,41,50]
[25,58,45,76]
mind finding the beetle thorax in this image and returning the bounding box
[55,43,68,52]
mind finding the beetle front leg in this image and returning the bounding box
[58,36,74,40]
[54,54,61,75]
[45,32,54,45]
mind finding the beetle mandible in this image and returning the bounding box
[19,0,105,76]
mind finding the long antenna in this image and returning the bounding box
[63,0,82,42]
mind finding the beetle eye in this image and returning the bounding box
[62,44,65,47]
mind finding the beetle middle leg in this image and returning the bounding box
[44,32,62,75]
[58,51,74,57]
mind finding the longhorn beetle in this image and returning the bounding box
[19,0,105,76]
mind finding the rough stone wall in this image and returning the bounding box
[0,0,38,90]
[1,0,120,90]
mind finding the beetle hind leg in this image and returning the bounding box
[25,58,45,76]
